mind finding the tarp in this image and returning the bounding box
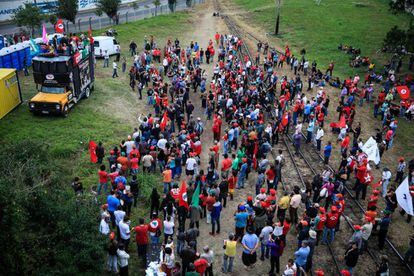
[396,177,414,216]
[361,137,380,165]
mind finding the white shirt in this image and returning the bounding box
[163,220,175,235]
[125,140,135,154]
[99,219,110,235]
[382,170,392,180]
[114,210,125,226]
[316,128,324,140]
[283,263,297,275]
[361,222,373,241]
[163,58,169,66]
[157,138,168,150]
[113,62,118,69]
[117,249,130,267]
[186,158,197,170]
[260,226,274,244]
[119,220,131,240]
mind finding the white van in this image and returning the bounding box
[93,36,120,58]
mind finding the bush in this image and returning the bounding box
[0,141,104,274]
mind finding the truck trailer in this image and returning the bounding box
[29,48,95,117]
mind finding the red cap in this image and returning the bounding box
[341,270,351,276]
[399,157,405,162]
[109,232,115,240]
[372,189,380,195]
[300,220,308,226]
[315,269,324,276]
[247,196,253,201]
[260,188,266,193]
[101,204,108,210]
[319,207,326,213]
[336,193,343,199]
[331,206,338,212]
[261,201,269,208]
[354,225,362,230]
[242,158,247,163]
[150,146,155,150]
[270,189,276,195]
[110,150,115,155]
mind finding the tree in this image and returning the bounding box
[12,3,43,36]
[388,0,414,13]
[406,20,414,52]
[168,0,176,12]
[96,0,121,24]
[0,141,105,274]
[57,0,79,24]
[383,25,407,52]
[49,14,58,26]
[153,0,161,16]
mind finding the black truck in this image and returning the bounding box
[29,48,95,116]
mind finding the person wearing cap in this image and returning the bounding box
[235,205,249,241]
[98,164,109,195]
[322,206,339,244]
[361,216,373,253]
[314,207,326,245]
[297,220,310,250]
[294,241,310,276]
[348,225,363,250]
[100,212,110,236]
[106,232,118,273]
[344,242,359,275]
[305,230,317,272]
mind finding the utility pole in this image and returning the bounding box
[275,0,281,35]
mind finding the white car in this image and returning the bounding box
[93,36,120,58]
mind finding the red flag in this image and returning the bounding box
[88,140,97,163]
[88,27,94,44]
[396,86,410,100]
[281,112,289,127]
[338,115,346,128]
[179,181,189,209]
[160,111,169,131]
[55,19,64,33]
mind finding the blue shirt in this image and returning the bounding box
[235,212,249,228]
[294,246,310,266]
[304,104,311,115]
[324,144,332,157]
[242,233,259,253]
[107,195,120,212]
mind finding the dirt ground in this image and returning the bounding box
[116,0,413,274]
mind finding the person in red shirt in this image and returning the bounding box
[315,207,326,245]
[227,171,237,200]
[266,165,276,192]
[221,153,232,178]
[130,154,139,175]
[322,206,339,244]
[98,164,108,195]
[385,128,394,150]
[354,161,367,199]
[148,213,162,245]
[134,218,149,265]
[194,254,209,275]
[341,133,350,154]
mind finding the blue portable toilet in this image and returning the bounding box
[10,45,22,70]
[0,36,4,50]
[0,47,12,68]
[16,43,26,69]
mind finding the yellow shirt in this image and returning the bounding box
[278,195,290,209]
[224,240,237,257]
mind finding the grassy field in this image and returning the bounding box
[0,11,190,187]
[234,0,412,78]
[0,11,193,274]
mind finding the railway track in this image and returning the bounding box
[214,2,413,271]
[296,131,414,275]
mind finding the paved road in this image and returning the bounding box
[0,0,196,36]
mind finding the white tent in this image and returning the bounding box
[361,137,380,165]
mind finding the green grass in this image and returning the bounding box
[234,0,412,78]
[0,11,189,274]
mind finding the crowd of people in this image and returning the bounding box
[81,28,414,276]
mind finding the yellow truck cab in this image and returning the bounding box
[29,50,94,117]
